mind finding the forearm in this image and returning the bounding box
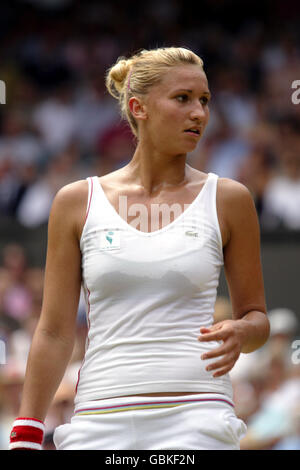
[235,310,270,354]
[19,326,75,421]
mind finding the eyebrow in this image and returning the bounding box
[173,88,211,96]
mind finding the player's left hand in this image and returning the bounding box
[198,319,245,377]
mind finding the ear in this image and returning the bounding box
[128,96,148,121]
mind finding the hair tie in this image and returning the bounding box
[127,69,132,91]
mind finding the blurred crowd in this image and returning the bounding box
[0,0,300,450]
[0,0,299,230]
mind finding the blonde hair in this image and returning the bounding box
[105,47,204,137]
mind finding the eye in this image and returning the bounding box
[200,96,210,105]
[176,94,189,103]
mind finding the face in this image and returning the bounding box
[131,64,210,154]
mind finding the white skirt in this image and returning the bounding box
[53,393,247,450]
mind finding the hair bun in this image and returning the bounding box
[106,58,132,98]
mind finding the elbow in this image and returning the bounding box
[35,324,76,350]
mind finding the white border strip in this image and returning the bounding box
[9,441,42,450]
[12,419,45,431]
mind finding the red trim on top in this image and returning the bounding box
[76,177,93,394]
[75,287,91,394]
[84,177,94,225]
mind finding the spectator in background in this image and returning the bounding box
[0,360,24,450]
[262,146,300,230]
[8,288,43,374]
[237,143,277,221]
[16,143,83,228]
[0,244,44,379]
[205,120,251,180]
[231,307,300,450]
[260,31,300,120]
[240,361,300,450]
[73,67,120,153]
[32,83,77,155]
[0,108,44,217]
[0,108,44,168]
[94,122,135,176]
[213,67,258,136]
[0,244,33,322]
[0,156,20,217]
[272,406,300,450]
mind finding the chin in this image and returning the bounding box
[164,137,199,156]
[182,141,199,153]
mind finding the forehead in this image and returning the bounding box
[154,64,209,93]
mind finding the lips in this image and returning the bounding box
[184,127,201,136]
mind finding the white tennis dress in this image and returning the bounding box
[53,172,247,450]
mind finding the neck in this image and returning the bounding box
[124,142,189,196]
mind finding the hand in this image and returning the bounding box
[198,319,245,378]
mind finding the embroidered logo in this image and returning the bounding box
[106,232,114,244]
[185,230,199,238]
[100,230,121,251]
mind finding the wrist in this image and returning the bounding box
[235,311,270,353]
[9,417,45,450]
[234,318,253,353]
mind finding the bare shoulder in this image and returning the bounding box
[53,179,88,206]
[50,179,89,241]
[217,177,253,201]
[217,178,258,245]
[217,177,256,215]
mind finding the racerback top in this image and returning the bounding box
[75,172,233,404]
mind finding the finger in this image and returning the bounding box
[205,351,238,373]
[199,327,210,334]
[212,365,233,378]
[206,357,229,372]
[199,323,222,334]
[198,330,228,342]
[201,343,232,360]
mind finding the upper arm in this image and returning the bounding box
[217,179,267,319]
[38,180,88,340]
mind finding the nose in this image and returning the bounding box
[190,102,208,122]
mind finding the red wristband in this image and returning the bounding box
[9,417,45,450]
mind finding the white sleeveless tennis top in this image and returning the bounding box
[75,172,233,405]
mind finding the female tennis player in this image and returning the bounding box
[10,47,270,450]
